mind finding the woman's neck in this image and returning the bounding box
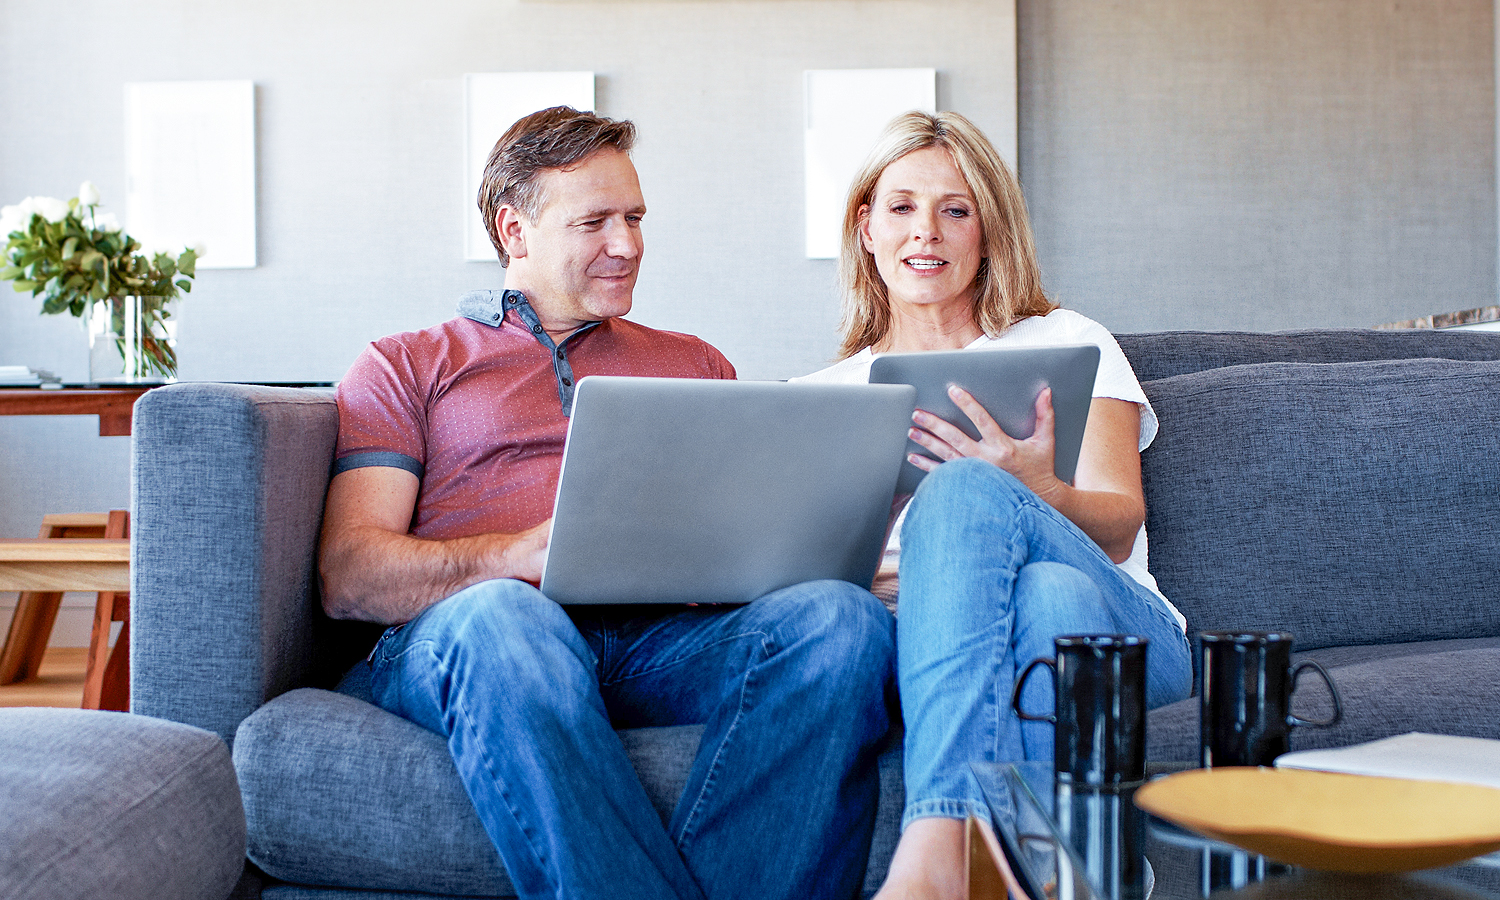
[876,303,986,354]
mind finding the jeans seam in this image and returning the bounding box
[599,633,752,688]
[672,631,771,848]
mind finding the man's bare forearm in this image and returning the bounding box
[319,522,549,625]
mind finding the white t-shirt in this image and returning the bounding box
[793,308,1185,632]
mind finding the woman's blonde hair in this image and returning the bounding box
[837,110,1055,359]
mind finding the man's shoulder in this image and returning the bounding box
[597,317,735,377]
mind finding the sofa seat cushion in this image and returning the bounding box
[1147,638,1500,762]
[1141,358,1500,651]
[0,708,245,900]
[235,687,702,895]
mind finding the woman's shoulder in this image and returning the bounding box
[1002,307,1116,345]
[790,348,876,384]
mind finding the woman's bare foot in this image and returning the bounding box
[872,817,966,900]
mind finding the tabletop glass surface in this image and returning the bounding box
[971,761,1500,900]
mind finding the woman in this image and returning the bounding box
[795,111,1191,899]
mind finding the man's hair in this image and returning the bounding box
[478,106,637,265]
[837,110,1056,359]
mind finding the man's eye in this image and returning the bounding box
[626,215,643,225]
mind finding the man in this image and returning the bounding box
[318,107,894,900]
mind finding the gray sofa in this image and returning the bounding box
[130,328,1500,899]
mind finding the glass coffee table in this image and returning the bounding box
[971,762,1500,900]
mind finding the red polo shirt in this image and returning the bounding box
[334,290,736,540]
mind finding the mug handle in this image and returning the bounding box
[1011,656,1057,723]
[1287,659,1343,728]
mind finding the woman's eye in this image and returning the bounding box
[890,203,913,214]
[945,207,971,218]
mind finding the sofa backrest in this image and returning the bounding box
[1117,328,1500,382]
[1139,356,1500,651]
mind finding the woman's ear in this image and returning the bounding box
[857,204,873,253]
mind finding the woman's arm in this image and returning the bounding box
[907,387,1145,562]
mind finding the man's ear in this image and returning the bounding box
[497,206,528,261]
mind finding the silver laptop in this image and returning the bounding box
[540,376,917,605]
[869,344,1100,495]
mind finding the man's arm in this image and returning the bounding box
[318,466,550,624]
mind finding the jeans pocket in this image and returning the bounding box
[369,621,409,665]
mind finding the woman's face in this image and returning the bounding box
[859,146,984,317]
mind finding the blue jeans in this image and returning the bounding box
[896,459,1192,828]
[368,578,894,900]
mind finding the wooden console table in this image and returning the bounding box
[0,387,151,436]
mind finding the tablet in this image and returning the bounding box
[868,344,1100,495]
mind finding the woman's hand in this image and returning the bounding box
[907,384,1064,503]
[907,386,1148,562]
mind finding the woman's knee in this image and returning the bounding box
[1013,562,1113,639]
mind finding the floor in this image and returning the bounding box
[0,646,86,708]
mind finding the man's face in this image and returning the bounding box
[503,148,646,335]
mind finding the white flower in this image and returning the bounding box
[0,204,27,235]
[192,242,207,258]
[92,211,122,233]
[77,181,101,207]
[32,196,70,223]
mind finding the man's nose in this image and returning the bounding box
[605,218,641,258]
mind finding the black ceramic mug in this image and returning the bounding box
[1012,634,1149,786]
[1198,630,1343,768]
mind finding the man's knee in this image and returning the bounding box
[755,580,895,680]
[410,579,589,674]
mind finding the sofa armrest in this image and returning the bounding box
[130,383,339,745]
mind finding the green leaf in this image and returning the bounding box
[62,236,78,259]
[0,266,20,280]
[13,279,37,292]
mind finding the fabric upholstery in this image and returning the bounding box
[233,686,905,897]
[0,708,245,900]
[1140,358,1500,651]
[1117,327,1500,381]
[131,383,375,745]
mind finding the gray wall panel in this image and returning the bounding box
[1019,0,1496,332]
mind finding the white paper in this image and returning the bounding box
[464,72,595,262]
[1276,732,1500,789]
[803,69,936,259]
[125,80,257,269]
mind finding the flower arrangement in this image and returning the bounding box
[1,182,201,379]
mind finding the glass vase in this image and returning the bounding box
[87,296,178,384]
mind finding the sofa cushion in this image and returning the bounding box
[1148,639,1500,762]
[1141,357,1500,651]
[1117,328,1500,381]
[0,708,245,900]
[236,686,905,897]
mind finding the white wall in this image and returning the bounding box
[2,0,1495,642]
[1,0,1018,638]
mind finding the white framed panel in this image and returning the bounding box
[125,80,257,269]
[464,72,595,262]
[803,69,936,259]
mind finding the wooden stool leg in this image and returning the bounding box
[82,510,130,711]
[0,590,64,683]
